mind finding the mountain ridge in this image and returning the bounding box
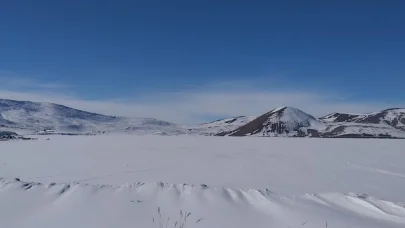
[1,98,404,138]
[217,107,405,138]
[0,98,184,135]
[319,108,405,131]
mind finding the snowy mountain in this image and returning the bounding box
[354,108,404,130]
[320,108,405,132]
[1,98,404,138]
[219,107,326,137]
[187,116,256,135]
[218,107,405,138]
[0,99,185,135]
[319,122,405,138]
[321,108,404,126]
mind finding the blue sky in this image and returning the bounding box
[0,1,404,123]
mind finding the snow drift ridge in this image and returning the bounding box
[1,177,405,228]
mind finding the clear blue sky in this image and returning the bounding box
[0,1,404,122]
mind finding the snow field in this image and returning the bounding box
[1,135,405,227]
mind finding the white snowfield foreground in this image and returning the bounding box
[1,179,405,228]
[1,135,405,228]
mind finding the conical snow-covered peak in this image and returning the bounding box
[268,106,314,118]
[264,107,324,132]
[223,107,325,137]
[269,106,312,118]
[268,106,287,114]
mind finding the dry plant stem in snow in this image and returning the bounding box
[152,207,203,228]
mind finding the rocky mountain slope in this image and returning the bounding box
[187,116,256,135]
[321,108,405,131]
[218,107,325,137]
[320,123,405,138]
[320,112,361,122]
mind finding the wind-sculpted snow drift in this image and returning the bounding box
[1,178,404,228]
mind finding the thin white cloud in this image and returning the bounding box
[0,89,402,124]
[0,71,68,90]
[0,73,403,124]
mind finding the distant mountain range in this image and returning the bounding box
[218,107,405,139]
[1,99,404,138]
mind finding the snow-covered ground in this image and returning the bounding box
[1,135,405,227]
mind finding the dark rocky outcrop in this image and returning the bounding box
[0,131,18,140]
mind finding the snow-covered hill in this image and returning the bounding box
[320,112,361,122]
[321,123,405,138]
[320,108,405,130]
[220,107,326,137]
[318,108,405,138]
[352,108,405,130]
[187,116,256,135]
[0,99,185,135]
